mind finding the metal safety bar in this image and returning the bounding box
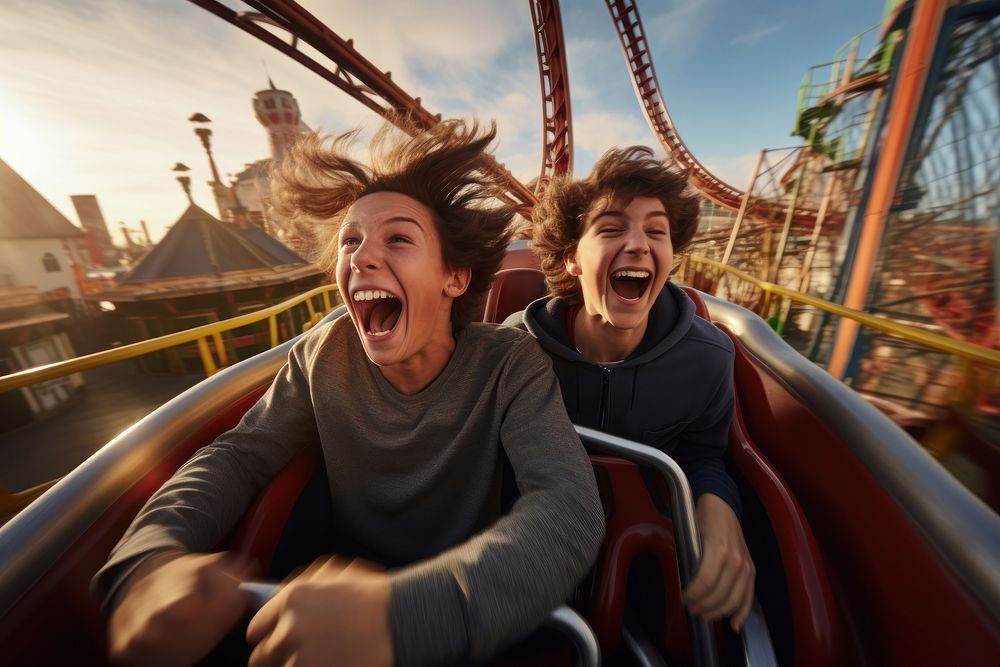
[741,601,779,667]
[574,426,717,667]
[577,426,779,667]
[543,606,602,667]
[240,582,600,666]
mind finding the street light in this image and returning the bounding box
[172,162,193,204]
[188,112,223,185]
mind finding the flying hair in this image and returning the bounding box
[531,145,700,303]
[270,119,516,329]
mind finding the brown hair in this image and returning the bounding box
[531,145,700,302]
[270,119,515,329]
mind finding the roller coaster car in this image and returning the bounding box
[1,251,998,666]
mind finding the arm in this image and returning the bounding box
[94,330,326,662]
[669,368,741,517]
[389,339,605,665]
[106,551,258,666]
[672,350,754,630]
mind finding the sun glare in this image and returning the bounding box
[0,98,55,180]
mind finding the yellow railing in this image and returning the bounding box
[683,255,1000,369]
[0,284,341,395]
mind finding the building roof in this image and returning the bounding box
[0,158,84,239]
[234,160,269,182]
[121,204,310,282]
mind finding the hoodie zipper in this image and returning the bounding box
[597,366,612,430]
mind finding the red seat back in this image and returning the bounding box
[582,457,691,658]
[0,386,269,666]
[483,268,548,324]
[683,285,844,664]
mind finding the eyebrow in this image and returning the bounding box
[591,209,669,222]
[340,215,428,234]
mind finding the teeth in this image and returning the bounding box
[613,270,651,279]
[352,290,396,301]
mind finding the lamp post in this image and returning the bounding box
[189,113,235,219]
[172,162,193,205]
[188,112,223,185]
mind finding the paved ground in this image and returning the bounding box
[0,363,202,492]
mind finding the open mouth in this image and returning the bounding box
[610,270,652,301]
[352,289,402,337]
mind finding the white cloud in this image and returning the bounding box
[700,152,761,189]
[730,23,784,47]
[0,0,534,243]
[643,0,713,63]
[0,0,767,250]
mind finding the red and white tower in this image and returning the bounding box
[253,78,304,161]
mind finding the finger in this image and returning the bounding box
[682,550,724,608]
[246,590,283,645]
[730,576,756,631]
[697,552,746,616]
[283,554,340,585]
[314,554,353,579]
[700,563,746,621]
[248,633,280,667]
[342,557,385,574]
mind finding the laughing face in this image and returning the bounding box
[566,195,673,346]
[335,191,470,394]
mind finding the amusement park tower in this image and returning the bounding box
[252,78,308,161]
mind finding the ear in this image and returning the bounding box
[444,266,471,298]
[564,248,582,277]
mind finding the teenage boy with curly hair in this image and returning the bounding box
[507,145,754,631]
[95,120,605,667]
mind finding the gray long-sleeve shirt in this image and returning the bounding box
[94,315,605,665]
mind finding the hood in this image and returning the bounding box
[520,281,695,367]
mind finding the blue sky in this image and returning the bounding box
[0,0,886,245]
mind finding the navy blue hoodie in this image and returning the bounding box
[506,281,741,515]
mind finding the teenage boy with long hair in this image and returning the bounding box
[508,146,754,631]
[96,121,605,667]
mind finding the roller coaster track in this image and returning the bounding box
[192,0,814,225]
[604,0,818,224]
[186,0,537,212]
[529,0,574,191]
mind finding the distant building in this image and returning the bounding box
[0,158,87,307]
[0,159,88,426]
[238,79,312,241]
[253,78,311,162]
[94,203,324,373]
[70,194,119,267]
[0,285,81,432]
[232,160,280,235]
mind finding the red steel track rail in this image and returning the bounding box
[529,0,574,192]
[186,0,537,212]
[605,0,817,224]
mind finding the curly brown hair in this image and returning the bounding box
[532,145,700,302]
[270,119,516,329]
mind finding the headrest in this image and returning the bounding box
[681,285,711,321]
[483,268,548,324]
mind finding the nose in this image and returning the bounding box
[623,226,649,255]
[350,237,381,272]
